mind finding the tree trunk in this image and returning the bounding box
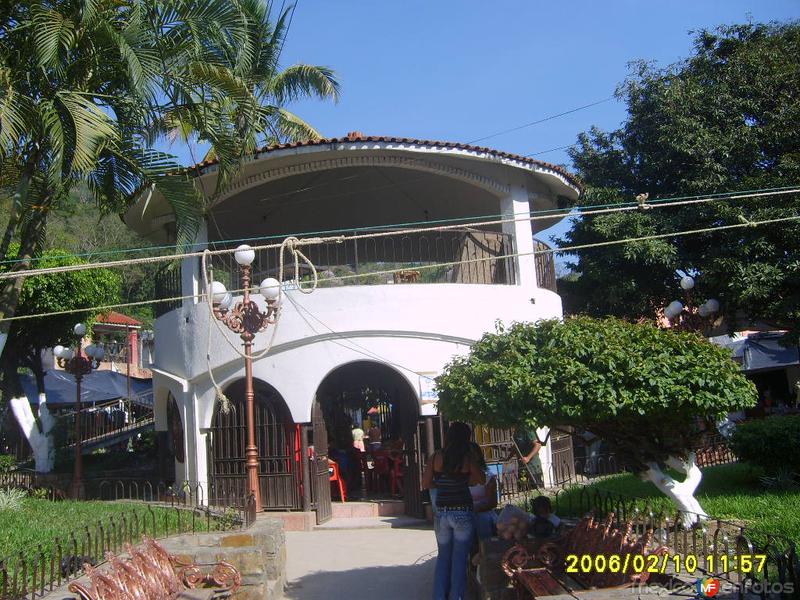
[642,452,708,528]
[4,350,55,473]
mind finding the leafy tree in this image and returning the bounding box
[1,248,120,472]
[436,317,757,524]
[559,22,800,336]
[1,247,121,395]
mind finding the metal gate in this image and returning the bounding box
[549,430,576,486]
[405,416,446,517]
[306,401,332,524]
[206,387,301,510]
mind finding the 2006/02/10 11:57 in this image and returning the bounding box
[565,553,768,575]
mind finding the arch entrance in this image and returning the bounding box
[206,379,302,510]
[313,361,428,518]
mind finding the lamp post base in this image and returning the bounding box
[245,445,262,512]
[70,479,85,500]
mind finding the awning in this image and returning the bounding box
[710,332,800,372]
[21,370,152,407]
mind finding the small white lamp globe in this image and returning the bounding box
[93,345,105,361]
[705,298,720,314]
[62,348,74,360]
[209,281,227,304]
[680,276,695,291]
[84,344,96,358]
[219,292,233,310]
[666,300,683,318]
[234,244,256,266]
[73,323,87,336]
[260,278,281,301]
[53,345,65,358]
[698,303,711,318]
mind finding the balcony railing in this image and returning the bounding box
[210,228,517,291]
[152,230,559,317]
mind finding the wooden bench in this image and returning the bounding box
[392,270,420,283]
[502,513,668,598]
[68,536,241,600]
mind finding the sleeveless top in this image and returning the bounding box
[433,469,473,509]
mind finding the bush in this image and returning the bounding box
[0,488,27,511]
[0,454,16,473]
[730,415,800,474]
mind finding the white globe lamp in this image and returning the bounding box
[234,244,256,266]
[260,278,281,302]
[73,323,87,336]
[53,345,65,358]
[705,299,720,314]
[680,276,695,291]
[209,281,227,304]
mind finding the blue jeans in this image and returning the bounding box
[433,510,474,600]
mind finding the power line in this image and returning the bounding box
[1,185,797,281]
[466,97,615,145]
[2,212,797,324]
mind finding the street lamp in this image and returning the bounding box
[53,323,103,499]
[209,244,281,511]
[662,275,721,332]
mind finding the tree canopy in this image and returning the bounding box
[559,22,800,336]
[1,247,120,396]
[436,317,757,471]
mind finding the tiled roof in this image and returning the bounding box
[95,311,142,327]
[190,132,582,191]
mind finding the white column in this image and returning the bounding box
[501,186,537,289]
[182,220,208,309]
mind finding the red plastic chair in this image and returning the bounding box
[389,454,404,496]
[329,458,347,502]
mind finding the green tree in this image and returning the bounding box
[559,22,800,336]
[1,247,121,398]
[436,317,757,524]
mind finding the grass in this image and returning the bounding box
[0,498,216,562]
[549,463,800,543]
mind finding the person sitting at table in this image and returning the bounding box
[352,426,365,452]
[367,422,383,451]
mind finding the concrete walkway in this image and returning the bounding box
[285,519,437,599]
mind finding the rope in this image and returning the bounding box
[0,186,797,280]
[199,237,319,411]
[1,213,798,323]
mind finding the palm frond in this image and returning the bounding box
[270,64,340,104]
[274,107,322,142]
[55,91,119,173]
[31,4,77,71]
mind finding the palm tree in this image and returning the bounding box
[161,0,340,189]
[0,0,209,353]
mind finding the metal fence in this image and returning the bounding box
[541,484,799,598]
[0,479,256,600]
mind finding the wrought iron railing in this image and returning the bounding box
[0,479,255,600]
[533,238,556,292]
[209,227,517,291]
[58,400,154,450]
[153,262,182,318]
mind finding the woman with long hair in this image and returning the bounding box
[422,422,485,600]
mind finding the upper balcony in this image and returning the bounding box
[153,230,557,318]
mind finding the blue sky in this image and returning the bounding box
[162,0,798,246]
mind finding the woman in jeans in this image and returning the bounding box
[423,422,485,600]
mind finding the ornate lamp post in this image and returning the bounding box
[662,275,721,332]
[209,245,281,511]
[53,323,103,499]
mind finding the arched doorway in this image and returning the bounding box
[314,361,425,517]
[206,379,302,510]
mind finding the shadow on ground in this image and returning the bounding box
[284,558,436,600]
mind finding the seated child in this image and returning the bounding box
[530,495,561,538]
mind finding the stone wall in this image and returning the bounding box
[159,517,286,600]
[42,517,286,600]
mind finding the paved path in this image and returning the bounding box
[285,521,437,599]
